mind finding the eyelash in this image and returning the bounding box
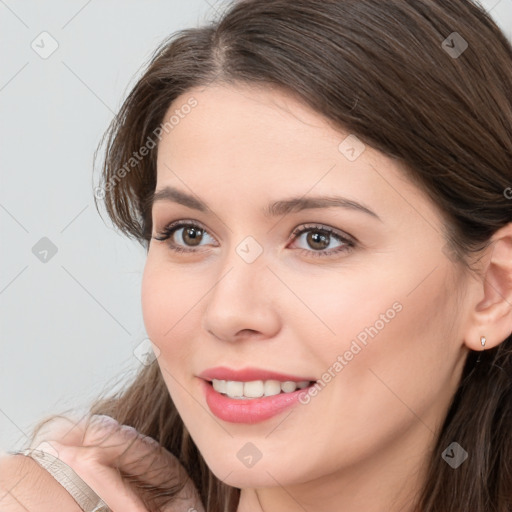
[152,220,355,258]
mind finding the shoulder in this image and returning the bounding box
[0,453,83,511]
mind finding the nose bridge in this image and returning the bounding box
[202,235,280,341]
[211,235,269,305]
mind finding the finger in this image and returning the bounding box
[34,414,133,451]
[80,418,192,490]
[32,416,152,512]
[29,414,89,449]
[34,415,203,511]
[49,439,150,512]
[79,419,204,511]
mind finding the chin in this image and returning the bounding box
[212,467,289,489]
[200,450,305,489]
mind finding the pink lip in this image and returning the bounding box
[198,366,316,382]
[200,379,315,424]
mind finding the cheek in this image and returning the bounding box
[328,269,456,420]
[289,265,406,367]
[299,257,456,419]
[141,261,166,343]
[141,258,203,364]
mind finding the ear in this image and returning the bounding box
[464,222,512,351]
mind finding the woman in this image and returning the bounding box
[1,0,511,511]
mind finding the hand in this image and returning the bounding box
[29,414,205,512]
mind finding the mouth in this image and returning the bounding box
[205,378,316,400]
[201,378,318,424]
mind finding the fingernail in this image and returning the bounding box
[119,424,138,436]
[140,435,160,448]
[90,415,119,428]
[117,425,160,447]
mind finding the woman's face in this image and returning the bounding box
[141,83,471,491]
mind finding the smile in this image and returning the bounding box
[201,378,317,424]
[211,378,312,399]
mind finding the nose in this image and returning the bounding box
[202,254,281,343]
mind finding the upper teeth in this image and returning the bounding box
[212,379,311,399]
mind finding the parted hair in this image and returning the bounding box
[29,1,512,510]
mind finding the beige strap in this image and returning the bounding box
[8,448,111,512]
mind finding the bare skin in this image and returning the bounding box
[0,415,204,511]
[142,82,512,512]
[2,83,509,512]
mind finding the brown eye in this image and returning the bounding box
[153,220,355,258]
[180,226,204,246]
[304,230,330,251]
[289,224,355,258]
[153,221,215,253]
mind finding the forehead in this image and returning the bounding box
[152,84,440,233]
[159,86,340,161]
[156,84,372,183]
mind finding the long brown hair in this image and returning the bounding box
[29,1,512,510]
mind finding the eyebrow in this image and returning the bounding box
[150,186,381,221]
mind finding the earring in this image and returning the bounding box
[475,336,487,365]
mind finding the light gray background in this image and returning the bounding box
[1,0,511,454]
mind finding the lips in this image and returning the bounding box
[198,366,317,383]
[197,366,318,424]
[201,378,316,424]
